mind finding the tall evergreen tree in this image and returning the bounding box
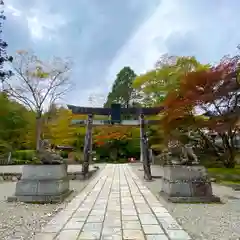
[104,66,140,108]
[0,0,13,90]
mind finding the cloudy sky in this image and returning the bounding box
[4,0,240,107]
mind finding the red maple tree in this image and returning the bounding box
[163,55,240,167]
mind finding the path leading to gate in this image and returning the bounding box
[34,164,192,240]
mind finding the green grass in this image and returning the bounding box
[220,180,240,184]
[207,165,240,187]
[207,165,240,175]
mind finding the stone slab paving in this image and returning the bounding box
[33,164,192,240]
[131,164,240,240]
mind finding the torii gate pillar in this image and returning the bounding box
[82,114,93,176]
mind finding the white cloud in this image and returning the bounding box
[5,0,162,107]
[106,0,193,84]
[26,11,66,40]
[5,0,240,107]
[67,87,108,107]
[106,0,240,91]
[6,4,67,41]
[26,16,43,39]
[5,5,21,17]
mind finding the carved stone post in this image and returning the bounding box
[140,114,152,181]
[82,114,93,176]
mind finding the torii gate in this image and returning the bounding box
[67,104,163,180]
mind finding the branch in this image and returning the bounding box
[39,71,65,106]
[13,64,40,108]
[49,90,66,106]
[8,52,72,114]
[4,85,35,111]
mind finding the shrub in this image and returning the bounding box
[13,159,31,165]
[11,150,39,164]
[13,150,36,161]
[198,154,224,168]
[60,151,68,159]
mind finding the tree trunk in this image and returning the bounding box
[221,134,236,168]
[36,113,42,151]
[198,131,221,157]
[140,114,152,181]
[223,148,236,168]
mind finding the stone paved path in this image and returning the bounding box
[33,164,192,240]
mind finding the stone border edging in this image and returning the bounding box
[0,166,100,182]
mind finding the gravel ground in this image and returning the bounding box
[0,164,106,240]
[130,163,240,240]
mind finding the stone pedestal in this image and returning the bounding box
[160,165,221,203]
[7,164,72,203]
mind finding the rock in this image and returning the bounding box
[0,176,4,181]
[233,186,240,191]
[210,178,217,183]
[68,173,75,180]
[72,174,76,180]
[12,176,18,182]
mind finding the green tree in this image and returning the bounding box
[46,107,78,146]
[104,66,140,108]
[0,93,29,154]
[133,55,209,107]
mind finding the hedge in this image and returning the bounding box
[12,150,36,161]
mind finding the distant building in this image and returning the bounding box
[54,145,74,152]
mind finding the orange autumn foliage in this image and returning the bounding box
[94,125,133,146]
[162,56,240,134]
